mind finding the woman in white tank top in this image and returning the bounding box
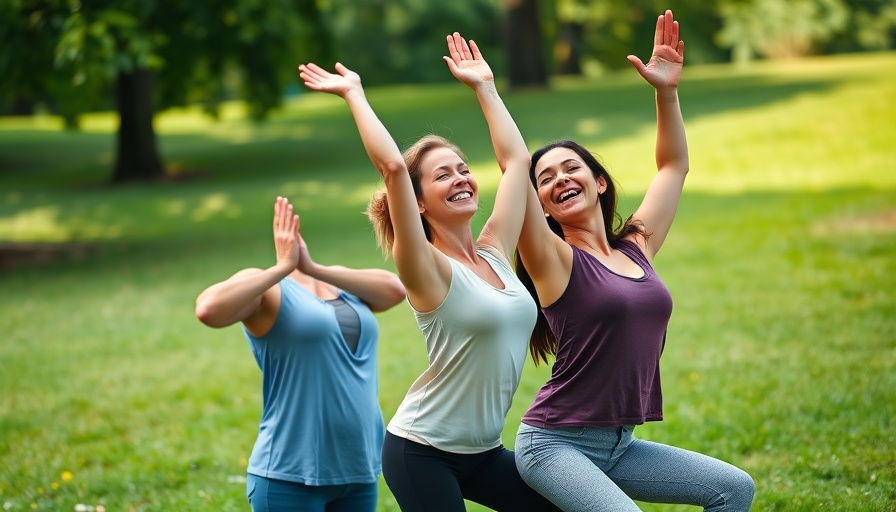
[300,33,559,512]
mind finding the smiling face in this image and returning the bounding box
[418,146,478,222]
[533,147,605,222]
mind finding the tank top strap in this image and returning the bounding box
[615,239,653,270]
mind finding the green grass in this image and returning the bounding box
[1,51,895,511]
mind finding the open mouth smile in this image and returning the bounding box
[449,192,473,202]
[557,189,581,204]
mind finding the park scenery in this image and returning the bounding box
[1,2,895,511]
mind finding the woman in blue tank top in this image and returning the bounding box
[299,34,560,512]
[195,197,406,512]
[510,10,756,512]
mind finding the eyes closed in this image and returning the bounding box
[538,163,582,187]
[435,166,472,181]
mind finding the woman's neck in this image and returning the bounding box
[430,221,478,263]
[561,214,611,255]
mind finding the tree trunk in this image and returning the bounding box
[10,95,35,116]
[114,68,163,183]
[556,21,584,75]
[504,0,548,89]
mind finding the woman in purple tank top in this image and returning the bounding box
[508,10,756,512]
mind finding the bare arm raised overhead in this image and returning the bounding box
[627,9,688,260]
[442,33,531,263]
[298,62,451,310]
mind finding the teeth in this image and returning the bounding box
[449,192,472,202]
[558,190,580,203]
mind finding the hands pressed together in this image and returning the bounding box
[272,196,313,275]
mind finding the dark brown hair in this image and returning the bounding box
[516,140,646,365]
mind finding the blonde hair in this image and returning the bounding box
[366,135,467,257]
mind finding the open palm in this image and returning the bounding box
[298,62,362,97]
[628,10,684,89]
[444,32,493,87]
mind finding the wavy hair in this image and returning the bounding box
[366,135,466,257]
[515,140,647,365]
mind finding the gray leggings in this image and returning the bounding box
[515,423,754,512]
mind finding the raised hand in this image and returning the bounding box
[294,213,315,274]
[298,62,362,97]
[272,196,300,273]
[443,32,494,88]
[627,9,684,90]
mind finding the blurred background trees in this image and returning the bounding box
[1,0,894,183]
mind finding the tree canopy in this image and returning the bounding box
[1,0,893,183]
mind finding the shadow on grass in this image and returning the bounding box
[0,70,843,189]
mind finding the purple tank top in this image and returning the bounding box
[521,240,673,428]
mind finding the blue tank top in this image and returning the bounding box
[522,241,673,428]
[244,278,384,485]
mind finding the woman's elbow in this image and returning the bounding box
[372,278,407,312]
[195,300,226,328]
[379,160,407,178]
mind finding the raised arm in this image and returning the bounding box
[294,214,406,312]
[627,9,688,259]
[194,197,298,329]
[298,63,450,307]
[443,33,531,262]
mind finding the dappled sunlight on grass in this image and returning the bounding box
[0,114,65,131]
[202,122,317,145]
[811,209,896,235]
[2,53,895,512]
[189,192,242,222]
[584,61,896,196]
[575,117,604,137]
[276,179,384,210]
[0,206,124,242]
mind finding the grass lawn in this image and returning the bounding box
[1,51,894,511]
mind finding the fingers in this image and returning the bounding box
[274,196,286,233]
[448,32,477,63]
[469,39,483,61]
[654,10,680,48]
[446,34,459,61]
[334,62,353,77]
[298,63,328,88]
[274,196,297,234]
[664,10,675,47]
[298,62,328,79]
[460,35,473,61]
[443,55,458,73]
[627,55,647,76]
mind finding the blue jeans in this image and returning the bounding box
[515,423,754,512]
[246,473,378,512]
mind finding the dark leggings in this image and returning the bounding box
[382,432,561,512]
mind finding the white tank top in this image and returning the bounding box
[387,247,537,453]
